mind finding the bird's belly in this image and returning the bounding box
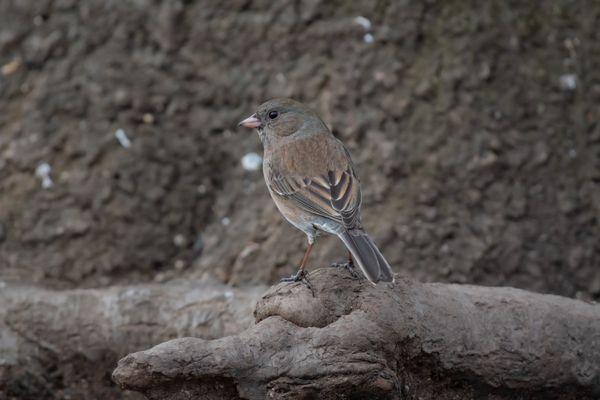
[270,193,342,237]
[271,196,313,232]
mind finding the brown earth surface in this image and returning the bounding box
[1,0,598,297]
[0,1,599,398]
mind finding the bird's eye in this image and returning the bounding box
[268,110,279,119]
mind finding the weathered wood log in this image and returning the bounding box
[113,267,600,400]
[0,280,264,398]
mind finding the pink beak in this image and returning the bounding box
[238,114,262,129]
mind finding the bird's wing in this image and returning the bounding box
[268,164,362,230]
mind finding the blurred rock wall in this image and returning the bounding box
[0,0,599,298]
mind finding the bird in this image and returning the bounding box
[238,98,394,284]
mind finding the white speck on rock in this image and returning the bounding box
[174,259,186,270]
[1,58,21,76]
[173,234,187,248]
[363,33,374,44]
[241,152,262,171]
[142,113,154,124]
[275,73,286,83]
[35,162,50,176]
[224,291,234,300]
[221,217,230,226]
[35,162,53,189]
[197,184,207,194]
[353,16,372,30]
[115,128,132,148]
[559,74,577,91]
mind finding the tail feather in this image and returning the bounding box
[338,230,394,283]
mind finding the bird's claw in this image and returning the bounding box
[329,260,360,278]
[280,269,313,293]
[280,269,305,282]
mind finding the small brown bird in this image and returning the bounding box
[239,98,394,283]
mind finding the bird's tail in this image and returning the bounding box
[337,229,394,283]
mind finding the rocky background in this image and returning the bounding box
[0,0,599,398]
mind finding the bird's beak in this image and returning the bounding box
[238,114,262,129]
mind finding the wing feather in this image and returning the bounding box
[269,164,362,230]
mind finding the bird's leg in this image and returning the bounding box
[281,243,314,285]
[329,251,359,278]
[346,252,358,277]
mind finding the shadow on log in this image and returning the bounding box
[113,267,600,400]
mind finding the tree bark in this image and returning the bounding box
[113,267,600,400]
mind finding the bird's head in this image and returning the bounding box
[238,98,326,145]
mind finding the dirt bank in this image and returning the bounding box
[1,1,599,293]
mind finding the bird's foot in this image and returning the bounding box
[280,268,305,282]
[280,269,313,293]
[329,259,359,278]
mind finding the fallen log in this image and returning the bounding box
[0,279,265,399]
[113,267,600,400]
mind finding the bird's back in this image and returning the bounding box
[266,131,351,178]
